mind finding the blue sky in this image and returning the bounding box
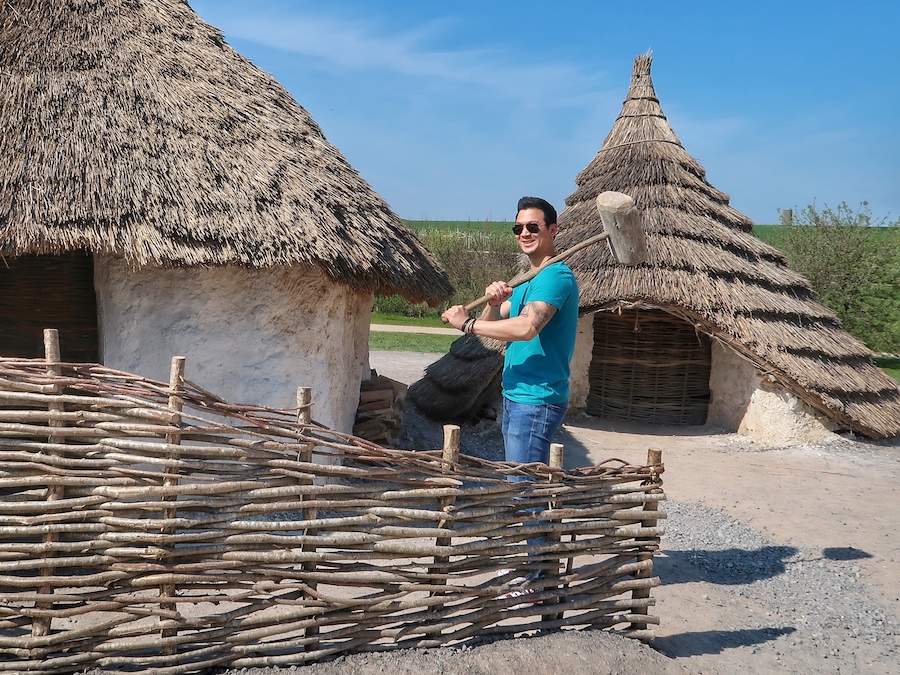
[189,1,899,225]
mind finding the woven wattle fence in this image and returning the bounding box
[0,331,666,674]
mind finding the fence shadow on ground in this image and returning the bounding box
[652,626,796,657]
[654,546,798,585]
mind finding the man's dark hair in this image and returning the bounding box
[517,196,557,226]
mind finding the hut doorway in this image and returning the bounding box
[0,253,99,362]
[586,308,711,425]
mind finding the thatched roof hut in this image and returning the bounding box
[409,54,900,442]
[0,0,451,432]
[0,0,449,296]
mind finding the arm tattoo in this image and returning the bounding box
[519,301,557,333]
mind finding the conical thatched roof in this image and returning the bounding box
[0,0,451,304]
[410,53,900,439]
[556,53,899,439]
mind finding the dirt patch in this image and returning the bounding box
[260,630,684,675]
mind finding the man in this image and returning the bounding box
[441,196,579,476]
[443,196,578,597]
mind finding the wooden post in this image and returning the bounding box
[297,387,319,652]
[297,386,312,429]
[629,448,663,634]
[431,425,460,597]
[34,329,64,637]
[542,443,564,622]
[161,356,185,653]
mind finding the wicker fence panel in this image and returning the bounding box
[0,346,665,675]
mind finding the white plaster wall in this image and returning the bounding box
[568,313,594,410]
[708,340,836,444]
[707,341,758,431]
[94,256,372,434]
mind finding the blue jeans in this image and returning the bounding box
[501,398,568,479]
[501,398,567,569]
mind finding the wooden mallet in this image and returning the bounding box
[446,191,648,318]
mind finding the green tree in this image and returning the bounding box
[777,202,900,353]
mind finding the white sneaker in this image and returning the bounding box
[497,569,542,608]
[501,586,540,609]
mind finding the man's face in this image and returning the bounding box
[514,207,557,259]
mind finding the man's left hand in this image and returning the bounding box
[441,305,470,330]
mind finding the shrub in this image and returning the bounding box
[777,202,900,353]
[376,227,523,318]
[373,294,433,318]
[420,229,522,307]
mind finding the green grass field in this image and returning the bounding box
[753,223,900,248]
[403,219,512,236]
[873,356,900,382]
[371,312,447,328]
[369,330,456,353]
[750,224,784,246]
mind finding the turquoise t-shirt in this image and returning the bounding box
[502,262,579,405]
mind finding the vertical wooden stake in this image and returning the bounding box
[161,356,185,653]
[549,444,564,472]
[431,425,460,598]
[297,387,320,652]
[543,443,564,623]
[34,329,64,638]
[629,448,663,634]
[442,425,461,469]
[297,386,312,428]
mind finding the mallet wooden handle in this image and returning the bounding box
[458,231,611,314]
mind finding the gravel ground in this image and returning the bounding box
[660,500,897,671]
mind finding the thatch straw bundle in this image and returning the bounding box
[407,334,505,421]
[0,0,450,305]
[0,344,665,673]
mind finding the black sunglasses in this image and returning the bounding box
[512,222,542,235]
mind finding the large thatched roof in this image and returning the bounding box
[410,53,900,440]
[0,0,451,305]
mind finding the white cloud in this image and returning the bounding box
[198,3,613,108]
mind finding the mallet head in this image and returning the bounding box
[595,191,649,266]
